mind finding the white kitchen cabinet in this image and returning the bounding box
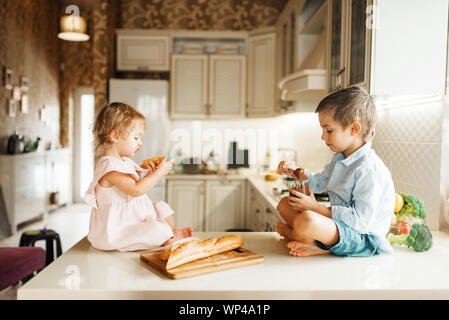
[166,177,247,232]
[204,179,246,232]
[247,32,276,117]
[247,182,281,232]
[45,149,73,209]
[0,149,74,234]
[209,55,246,119]
[0,153,46,233]
[170,54,208,119]
[171,54,246,119]
[166,180,205,231]
[116,30,170,71]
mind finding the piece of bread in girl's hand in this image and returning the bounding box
[160,235,244,269]
[140,156,165,169]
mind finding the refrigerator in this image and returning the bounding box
[108,79,171,202]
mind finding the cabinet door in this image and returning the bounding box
[15,155,46,224]
[45,150,73,207]
[117,35,170,71]
[205,180,245,232]
[346,0,371,89]
[328,0,346,93]
[166,180,205,231]
[247,33,276,117]
[209,55,246,119]
[170,54,208,119]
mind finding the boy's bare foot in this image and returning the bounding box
[162,227,193,246]
[276,222,293,240]
[287,240,330,257]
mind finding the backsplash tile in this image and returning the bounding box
[373,100,445,230]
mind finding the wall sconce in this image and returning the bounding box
[57,15,89,42]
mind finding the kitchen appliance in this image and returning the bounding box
[227,141,249,170]
[109,79,171,202]
[6,130,24,154]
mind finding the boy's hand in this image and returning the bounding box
[287,189,317,212]
[292,168,308,182]
[277,161,294,176]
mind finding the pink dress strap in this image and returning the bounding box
[83,156,143,208]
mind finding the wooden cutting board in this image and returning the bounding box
[140,247,264,279]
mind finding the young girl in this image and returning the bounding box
[276,86,395,257]
[84,102,193,252]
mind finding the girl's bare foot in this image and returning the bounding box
[276,222,293,240]
[287,240,330,257]
[162,227,193,246]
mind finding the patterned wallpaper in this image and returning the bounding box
[0,0,60,152]
[2,0,287,150]
[120,0,287,30]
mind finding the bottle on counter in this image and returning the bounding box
[205,150,219,173]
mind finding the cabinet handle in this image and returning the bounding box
[205,104,211,116]
[337,67,346,76]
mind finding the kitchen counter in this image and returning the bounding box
[18,231,449,300]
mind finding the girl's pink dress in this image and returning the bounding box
[84,156,174,251]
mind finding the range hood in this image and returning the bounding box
[278,69,327,112]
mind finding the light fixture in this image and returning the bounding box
[57,15,89,42]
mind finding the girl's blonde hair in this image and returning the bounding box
[315,86,376,142]
[92,102,146,155]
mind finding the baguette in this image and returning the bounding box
[160,235,244,269]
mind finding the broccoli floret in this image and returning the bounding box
[396,193,426,221]
[388,223,433,252]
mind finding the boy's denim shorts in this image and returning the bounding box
[315,218,385,257]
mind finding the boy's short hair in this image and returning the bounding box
[315,86,376,142]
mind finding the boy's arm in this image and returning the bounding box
[306,158,334,193]
[312,203,332,218]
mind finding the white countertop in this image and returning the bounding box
[18,231,449,300]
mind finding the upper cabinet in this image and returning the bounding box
[116,30,170,72]
[277,0,328,111]
[171,53,246,119]
[328,0,448,100]
[247,31,276,117]
[328,0,371,93]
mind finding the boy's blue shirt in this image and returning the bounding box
[306,140,395,253]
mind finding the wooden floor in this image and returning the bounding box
[0,203,91,300]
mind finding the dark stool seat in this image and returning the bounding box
[19,229,62,266]
[0,247,45,291]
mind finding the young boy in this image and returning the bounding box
[276,86,395,257]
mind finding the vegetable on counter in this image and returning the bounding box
[388,223,433,252]
[390,221,412,235]
[394,193,404,213]
[396,193,426,222]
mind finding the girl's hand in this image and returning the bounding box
[144,161,157,177]
[287,189,317,212]
[277,161,294,176]
[156,156,174,176]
